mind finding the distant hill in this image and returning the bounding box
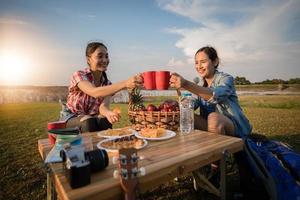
[0,86,68,104]
[0,84,299,104]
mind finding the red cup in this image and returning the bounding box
[47,121,66,144]
[48,134,56,145]
[155,71,170,90]
[143,71,156,90]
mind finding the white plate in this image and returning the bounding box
[97,128,137,139]
[96,136,148,152]
[135,130,176,141]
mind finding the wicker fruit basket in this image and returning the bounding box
[128,110,180,131]
[128,88,180,131]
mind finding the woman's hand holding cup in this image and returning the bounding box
[126,74,143,89]
[169,72,186,89]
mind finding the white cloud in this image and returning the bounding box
[157,0,300,82]
[165,57,198,79]
[157,0,258,24]
[166,57,186,67]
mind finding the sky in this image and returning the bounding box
[0,0,299,86]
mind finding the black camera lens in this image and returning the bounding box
[60,150,66,162]
[85,149,109,172]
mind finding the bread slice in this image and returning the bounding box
[140,128,166,138]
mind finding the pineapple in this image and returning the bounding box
[128,88,145,111]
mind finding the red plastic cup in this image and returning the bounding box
[155,71,170,90]
[47,121,66,144]
[143,71,156,90]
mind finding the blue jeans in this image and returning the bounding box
[59,103,76,122]
[59,102,112,132]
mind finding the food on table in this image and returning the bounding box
[113,107,121,114]
[140,128,166,138]
[128,88,145,111]
[158,99,179,112]
[128,88,179,113]
[103,128,132,137]
[146,104,157,111]
[101,136,145,150]
[128,89,180,131]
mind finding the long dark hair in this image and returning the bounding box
[86,42,109,85]
[195,46,219,68]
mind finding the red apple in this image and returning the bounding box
[159,99,179,112]
[146,104,157,111]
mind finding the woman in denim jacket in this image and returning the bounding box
[170,46,251,138]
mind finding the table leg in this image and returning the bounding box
[46,164,57,200]
[220,150,229,200]
[193,170,220,196]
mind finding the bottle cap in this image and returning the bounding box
[182,92,192,97]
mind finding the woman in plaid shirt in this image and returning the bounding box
[60,42,143,132]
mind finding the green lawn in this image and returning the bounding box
[0,95,300,200]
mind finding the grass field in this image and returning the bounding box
[1,95,300,200]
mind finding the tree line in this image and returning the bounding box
[193,76,300,85]
[234,77,300,85]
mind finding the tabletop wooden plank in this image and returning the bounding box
[39,130,243,200]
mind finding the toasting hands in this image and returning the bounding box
[169,73,187,89]
[126,74,143,89]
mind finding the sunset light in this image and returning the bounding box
[0,50,30,85]
[0,1,299,200]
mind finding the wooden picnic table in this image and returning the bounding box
[38,129,243,200]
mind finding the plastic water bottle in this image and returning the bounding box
[180,93,194,134]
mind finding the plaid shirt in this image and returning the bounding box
[66,67,112,116]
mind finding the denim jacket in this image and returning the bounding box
[194,71,252,138]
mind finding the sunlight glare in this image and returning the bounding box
[0,50,30,85]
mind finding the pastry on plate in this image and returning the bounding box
[140,128,166,138]
[103,128,132,137]
[100,135,145,150]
